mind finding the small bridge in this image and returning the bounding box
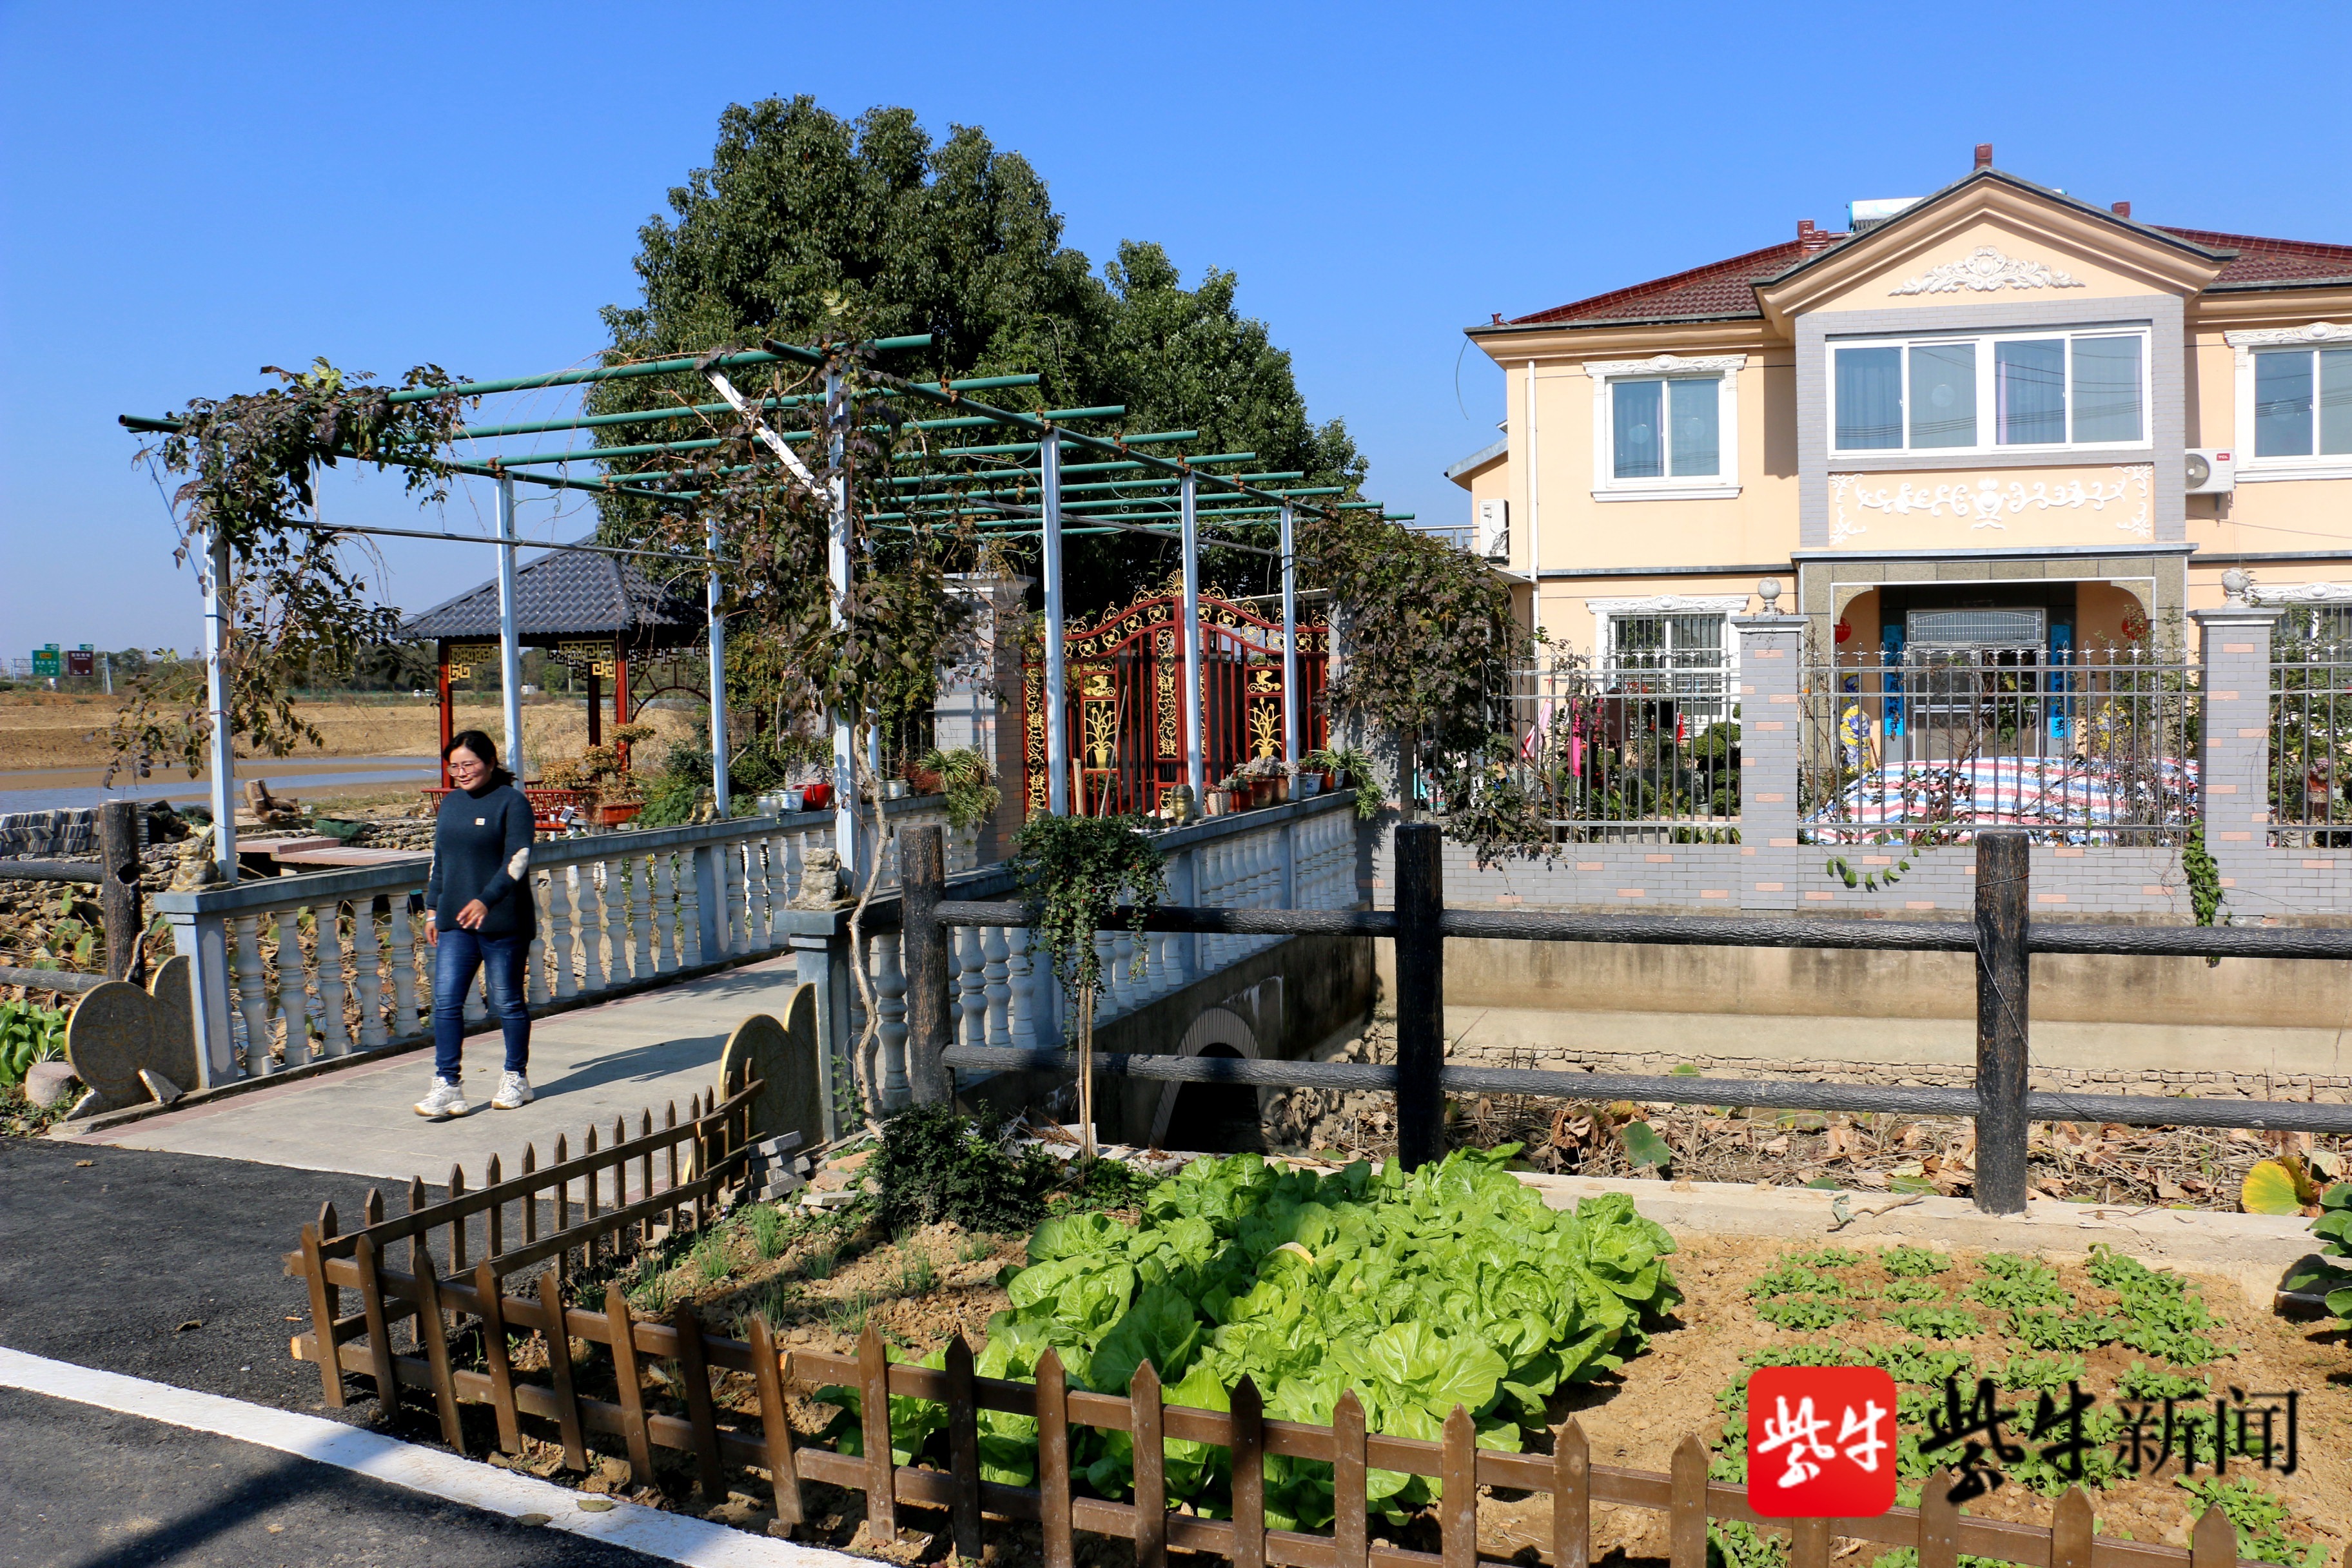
[74,794,1369,1177]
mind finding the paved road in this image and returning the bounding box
[0,1138,680,1565]
[2,1387,660,1568]
[75,951,805,1184]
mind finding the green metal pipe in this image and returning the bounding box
[452,372,1043,441]
[386,334,933,405]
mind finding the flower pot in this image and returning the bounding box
[882,778,912,801]
[1247,779,1275,810]
[781,787,805,814]
[1204,789,1231,817]
[906,768,943,794]
[1295,774,1322,799]
[1268,774,1292,805]
[594,801,643,828]
[800,783,833,810]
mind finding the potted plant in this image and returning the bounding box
[917,747,1001,832]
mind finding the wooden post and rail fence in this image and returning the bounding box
[889,821,2352,1213]
[0,798,145,996]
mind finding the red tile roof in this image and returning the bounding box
[2159,227,2352,287]
[1504,224,2352,328]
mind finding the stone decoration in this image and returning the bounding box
[63,954,199,1119]
[792,847,843,909]
[716,985,826,1154]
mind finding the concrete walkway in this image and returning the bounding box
[72,955,805,1186]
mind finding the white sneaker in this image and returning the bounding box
[491,1072,533,1110]
[413,1077,467,1120]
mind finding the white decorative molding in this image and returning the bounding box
[1580,353,1749,378]
[1889,246,2088,296]
[1583,594,1753,617]
[1585,595,1752,667]
[1828,466,2152,538]
[2249,581,2352,605]
[1828,475,1868,546]
[2224,322,2352,352]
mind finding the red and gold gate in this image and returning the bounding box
[1022,580,1329,816]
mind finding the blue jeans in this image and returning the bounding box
[431,927,531,1080]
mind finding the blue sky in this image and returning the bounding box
[5,1,2349,652]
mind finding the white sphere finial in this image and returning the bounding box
[1757,578,1783,612]
[2220,568,2250,605]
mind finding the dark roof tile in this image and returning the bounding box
[400,544,703,644]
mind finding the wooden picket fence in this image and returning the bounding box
[289,1167,2262,1568]
[284,1067,763,1429]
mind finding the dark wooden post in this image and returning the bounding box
[1974,828,2030,1214]
[1394,822,1445,1170]
[901,825,953,1105]
[98,800,142,985]
[585,667,602,748]
[612,647,633,771]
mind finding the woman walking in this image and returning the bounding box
[416,730,537,1119]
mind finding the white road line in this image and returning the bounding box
[0,1347,862,1568]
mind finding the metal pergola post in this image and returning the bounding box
[1280,503,1300,769]
[202,529,237,883]
[494,473,525,780]
[827,366,859,865]
[1181,472,1205,804]
[706,512,729,819]
[1041,428,1071,817]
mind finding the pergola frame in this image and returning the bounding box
[121,331,1413,882]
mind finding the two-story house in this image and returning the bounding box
[1453,146,2352,671]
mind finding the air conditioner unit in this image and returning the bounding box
[2186,448,2235,496]
[1475,498,1510,561]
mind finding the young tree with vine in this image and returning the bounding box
[1006,812,1168,1159]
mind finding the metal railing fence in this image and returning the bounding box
[1801,645,2200,844]
[1487,653,1741,842]
[2268,635,2352,846]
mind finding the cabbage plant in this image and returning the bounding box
[821,1146,1678,1526]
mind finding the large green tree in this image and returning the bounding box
[591,97,1365,611]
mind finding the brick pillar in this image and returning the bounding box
[2190,579,2284,918]
[1736,580,1807,912]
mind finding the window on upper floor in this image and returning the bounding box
[1830,328,2149,455]
[2253,348,2352,458]
[1610,375,1721,480]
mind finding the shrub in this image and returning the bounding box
[865,1105,1072,1235]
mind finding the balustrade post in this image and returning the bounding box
[233,914,270,1075]
[603,858,632,985]
[351,899,387,1049]
[315,901,349,1056]
[546,868,576,1001]
[630,853,654,975]
[691,842,722,963]
[1006,925,1042,1048]
[525,876,551,1007]
[388,899,419,1037]
[983,925,1012,1047]
[874,933,910,1106]
[274,906,306,1070]
[574,863,607,994]
[653,853,681,972]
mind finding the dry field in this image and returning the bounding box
[0,691,705,774]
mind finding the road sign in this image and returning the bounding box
[30,645,59,677]
[66,649,94,678]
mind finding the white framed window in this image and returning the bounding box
[1583,354,1744,500]
[2228,325,2352,481]
[1587,595,1746,727]
[1827,326,2151,456]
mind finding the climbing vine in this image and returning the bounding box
[1006,813,1168,1004]
[117,358,469,782]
